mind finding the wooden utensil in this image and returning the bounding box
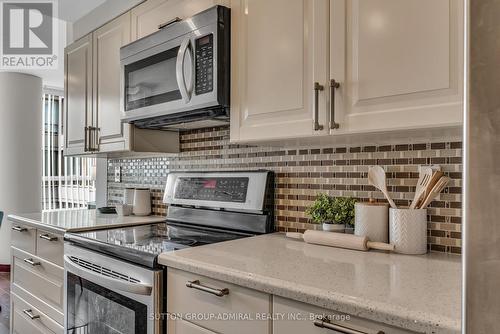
[286,230,395,251]
[418,176,450,209]
[417,170,444,209]
[409,167,433,209]
[368,166,397,209]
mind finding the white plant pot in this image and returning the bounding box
[322,223,345,232]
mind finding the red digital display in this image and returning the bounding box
[198,35,211,46]
[203,180,217,189]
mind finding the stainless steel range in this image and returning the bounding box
[63,171,274,334]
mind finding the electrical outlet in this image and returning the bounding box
[114,166,121,183]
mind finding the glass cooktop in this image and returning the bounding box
[64,222,251,268]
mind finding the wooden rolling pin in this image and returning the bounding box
[286,230,395,251]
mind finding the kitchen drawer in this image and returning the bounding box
[168,318,217,334]
[11,246,64,321]
[36,228,63,266]
[11,223,36,254]
[273,296,420,334]
[11,292,63,334]
[167,268,271,334]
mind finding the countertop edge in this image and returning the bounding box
[159,253,460,334]
[8,214,66,234]
[7,213,166,234]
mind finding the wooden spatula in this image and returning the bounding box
[416,170,444,208]
[419,176,451,209]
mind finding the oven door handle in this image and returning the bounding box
[64,255,153,296]
[176,37,194,103]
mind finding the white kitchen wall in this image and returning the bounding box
[0,73,42,264]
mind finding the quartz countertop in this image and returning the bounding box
[159,233,461,334]
[8,209,166,234]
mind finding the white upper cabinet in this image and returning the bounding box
[131,0,226,41]
[330,0,464,134]
[230,0,329,142]
[64,34,92,155]
[230,0,463,143]
[64,4,180,156]
[93,12,131,153]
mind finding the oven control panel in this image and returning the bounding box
[175,177,249,203]
[195,34,214,95]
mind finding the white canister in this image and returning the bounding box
[389,208,427,255]
[133,188,151,216]
[354,200,389,243]
[123,187,135,205]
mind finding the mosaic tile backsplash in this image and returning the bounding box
[107,126,462,254]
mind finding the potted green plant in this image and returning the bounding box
[331,197,357,234]
[305,194,345,232]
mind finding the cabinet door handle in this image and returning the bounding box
[23,258,41,266]
[158,17,181,30]
[94,127,100,151]
[84,126,89,152]
[186,280,229,297]
[314,316,384,334]
[39,233,58,242]
[314,82,324,131]
[330,79,340,130]
[23,309,40,320]
[87,126,100,152]
[11,226,27,232]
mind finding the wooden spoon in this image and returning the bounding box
[368,166,397,209]
[409,167,433,209]
[419,176,451,209]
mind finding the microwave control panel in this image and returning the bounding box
[195,34,214,95]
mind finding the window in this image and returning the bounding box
[42,93,96,210]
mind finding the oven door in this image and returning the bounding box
[120,23,222,123]
[64,244,163,334]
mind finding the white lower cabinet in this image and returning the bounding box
[10,224,64,333]
[167,268,271,334]
[168,318,217,334]
[167,268,420,334]
[11,293,63,334]
[273,296,419,334]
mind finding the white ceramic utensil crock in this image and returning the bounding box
[389,208,427,255]
[355,200,389,243]
[133,188,151,216]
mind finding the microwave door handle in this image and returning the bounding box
[176,38,193,103]
[64,255,153,296]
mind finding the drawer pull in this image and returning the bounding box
[23,258,41,266]
[186,280,229,297]
[39,233,58,242]
[314,316,384,334]
[23,309,40,320]
[12,225,27,232]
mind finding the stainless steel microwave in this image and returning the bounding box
[120,6,230,129]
